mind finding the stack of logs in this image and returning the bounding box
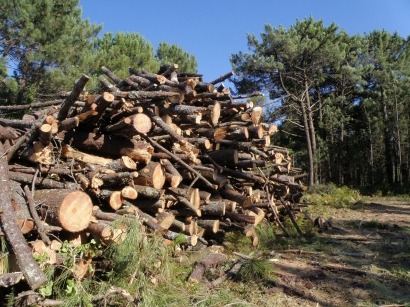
[0,64,306,290]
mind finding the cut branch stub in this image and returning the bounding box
[36,189,93,232]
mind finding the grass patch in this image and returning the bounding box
[303,183,362,208]
[237,258,275,283]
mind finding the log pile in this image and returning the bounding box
[0,64,306,290]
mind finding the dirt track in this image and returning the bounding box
[267,198,410,306]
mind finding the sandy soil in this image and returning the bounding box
[265,198,410,307]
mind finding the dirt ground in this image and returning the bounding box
[264,197,410,307]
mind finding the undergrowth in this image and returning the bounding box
[303,183,362,208]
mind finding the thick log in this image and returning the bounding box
[200,201,226,216]
[106,156,137,172]
[35,189,93,232]
[111,113,152,137]
[61,145,113,166]
[219,187,252,208]
[225,212,255,224]
[134,161,165,189]
[88,92,115,125]
[197,220,220,234]
[0,142,48,290]
[96,189,123,210]
[207,149,238,167]
[155,212,175,229]
[59,130,153,163]
[121,186,138,200]
[131,184,164,199]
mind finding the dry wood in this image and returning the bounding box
[23,186,51,245]
[121,186,138,200]
[155,212,175,229]
[60,130,154,163]
[134,161,165,189]
[189,252,227,283]
[87,220,126,245]
[8,171,79,190]
[35,189,93,232]
[57,74,90,121]
[0,142,48,290]
[200,201,226,216]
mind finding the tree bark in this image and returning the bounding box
[35,189,93,232]
[0,142,47,290]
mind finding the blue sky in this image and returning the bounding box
[80,0,410,83]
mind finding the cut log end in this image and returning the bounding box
[59,191,93,232]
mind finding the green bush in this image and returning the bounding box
[303,184,362,208]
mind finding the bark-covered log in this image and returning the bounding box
[0,143,48,290]
[35,189,93,232]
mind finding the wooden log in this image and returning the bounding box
[197,220,220,234]
[110,113,152,137]
[219,187,252,208]
[225,212,255,224]
[87,220,126,245]
[57,74,89,121]
[247,207,266,226]
[0,142,47,290]
[161,159,183,188]
[97,171,138,187]
[200,201,226,216]
[88,92,115,125]
[207,149,238,167]
[35,189,93,232]
[9,181,35,234]
[96,189,123,210]
[163,231,198,246]
[8,171,79,190]
[58,116,80,132]
[133,198,165,213]
[210,71,234,85]
[189,252,227,283]
[134,161,165,189]
[60,145,113,166]
[250,106,263,125]
[101,66,123,85]
[144,108,189,145]
[106,156,137,172]
[121,186,138,200]
[155,212,175,229]
[59,130,154,163]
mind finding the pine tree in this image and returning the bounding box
[0,0,101,103]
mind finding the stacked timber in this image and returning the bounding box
[0,64,306,290]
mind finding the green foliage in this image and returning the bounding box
[91,32,160,80]
[237,258,275,283]
[156,42,198,73]
[106,220,169,302]
[303,183,362,208]
[0,0,101,103]
[231,17,410,191]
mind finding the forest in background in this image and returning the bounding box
[1,0,410,193]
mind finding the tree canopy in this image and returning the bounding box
[0,0,101,103]
[231,18,410,191]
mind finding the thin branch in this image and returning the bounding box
[23,185,51,245]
